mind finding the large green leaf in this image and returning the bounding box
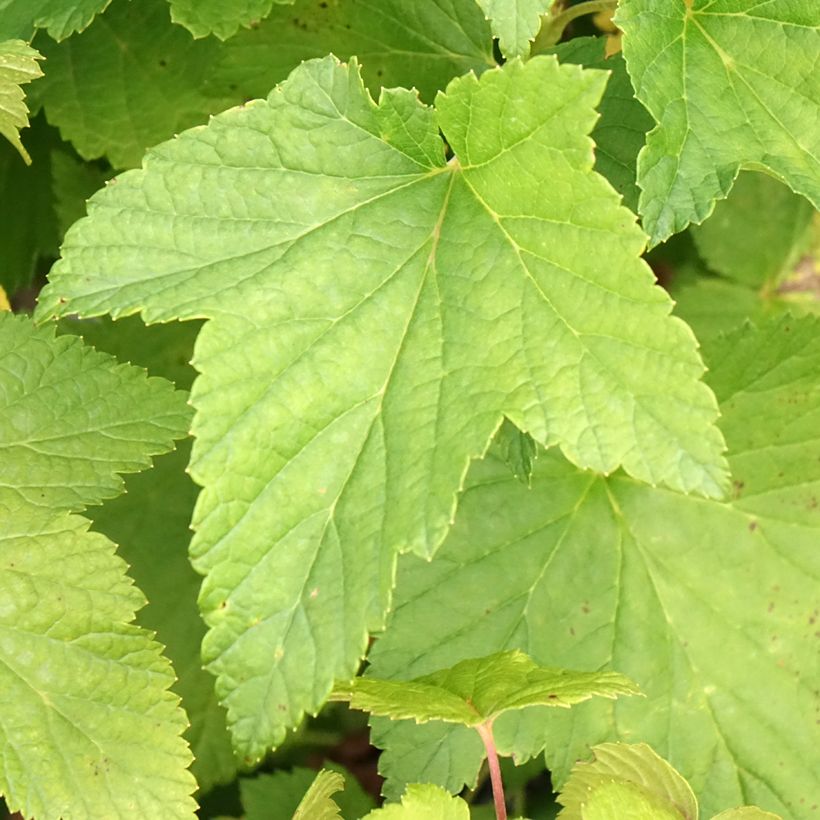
[333,651,638,725]
[38,55,728,760]
[169,0,293,40]
[0,39,43,162]
[364,784,470,820]
[616,0,820,245]
[0,0,111,41]
[368,316,820,817]
[0,312,196,818]
[30,0,235,167]
[206,0,495,105]
[549,36,653,213]
[475,0,550,58]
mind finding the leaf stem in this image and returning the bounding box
[476,721,507,820]
[538,0,619,48]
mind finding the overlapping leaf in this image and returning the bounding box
[0,39,42,162]
[364,784,470,820]
[169,0,293,40]
[292,769,345,820]
[30,0,236,167]
[206,0,495,104]
[475,0,550,58]
[368,317,820,817]
[38,55,728,760]
[0,0,111,41]
[0,312,196,818]
[616,0,820,245]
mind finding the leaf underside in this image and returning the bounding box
[38,55,728,761]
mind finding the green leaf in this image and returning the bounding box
[549,36,653,213]
[38,55,728,760]
[711,810,782,820]
[493,418,537,485]
[0,39,43,163]
[616,0,820,245]
[578,782,687,820]
[690,172,815,288]
[292,769,345,820]
[0,312,196,818]
[363,784,470,820]
[558,743,697,820]
[0,0,111,41]
[240,765,375,820]
[30,0,235,167]
[169,0,293,40]
[333,650,639,726]
[475,0,550,58]
[207,0,495,105]
[50,147,109,235]
[367,317,820,816]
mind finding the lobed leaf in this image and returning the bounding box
[616,0,820,245]
[475,0,550,58]
[0,0,111,41]
[0,39,43,163]
[369,316,820,816]
[169,0,294,40]
[363,783,470,820]
[333,650,639,726]
[0,312,195,818]
[38,55,728,760]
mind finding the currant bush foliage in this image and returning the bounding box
[1,0,818,817]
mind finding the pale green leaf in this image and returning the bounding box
[333,651,639,726]
[475,0,550,58]
[578,781,686,820]
[690,172,815,288]
[292,769,345,820]
[363,784,469,820]
[558,743,697,820]
[240,765,375,820]
[368,317,820,816]
[549,36,653,212]
[0,0,111,41]
[206,0,495,104]
[0,312,196,818]
[30,0,236,167]
[711,809,782,820]
[616,0,820,245]
[169,0,293,40]
[0,39,43,163]
[38,55,728,760]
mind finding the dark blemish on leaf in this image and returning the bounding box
[808,496,818,509]
[548,694,558,699]
[377,69,383,77]
[250,20,260,29]
[732,479,745,498]
[768,602,774,612]
[569,627,575,636]
[158,59,167,67]
[278,704,287,712]
[748,520,757,531]
[581,603,590,614]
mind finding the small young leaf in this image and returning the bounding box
[333,650,639,726]
[0,39,43,163]
[363,783,470,819]
[616,0,820,245]
[475,0,550,58]
[292,769,345,820]
[558,743,697,820]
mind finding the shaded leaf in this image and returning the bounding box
[50,147,109,234]
[0,0,112,40]
[0,39,43,162]
[616,0,820,245]
[368,317,820,816]
[0,312,195,819]
[333,651,639,726]
[38,55,727,761]
[493,418,537,485]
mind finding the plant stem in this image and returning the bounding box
[537,0,619,48]
[476,721,507,820]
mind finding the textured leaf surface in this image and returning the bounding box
[30,0,235,167]
[169,0,293,40]
[334,651,638,726]
[292,769,344,820]
[0,312,195,818]
[207,0,495,104]
[369,316,820,816]
[550,36,653,212]
[712,810,782,820]
[493,418,536,485]
[364,784,469,820]
[0,0,111,40]
[558,743,696,820]
[475,0,549,58]
[616,0,820,245]
[39,55,728,760]
[0,39,43,163]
